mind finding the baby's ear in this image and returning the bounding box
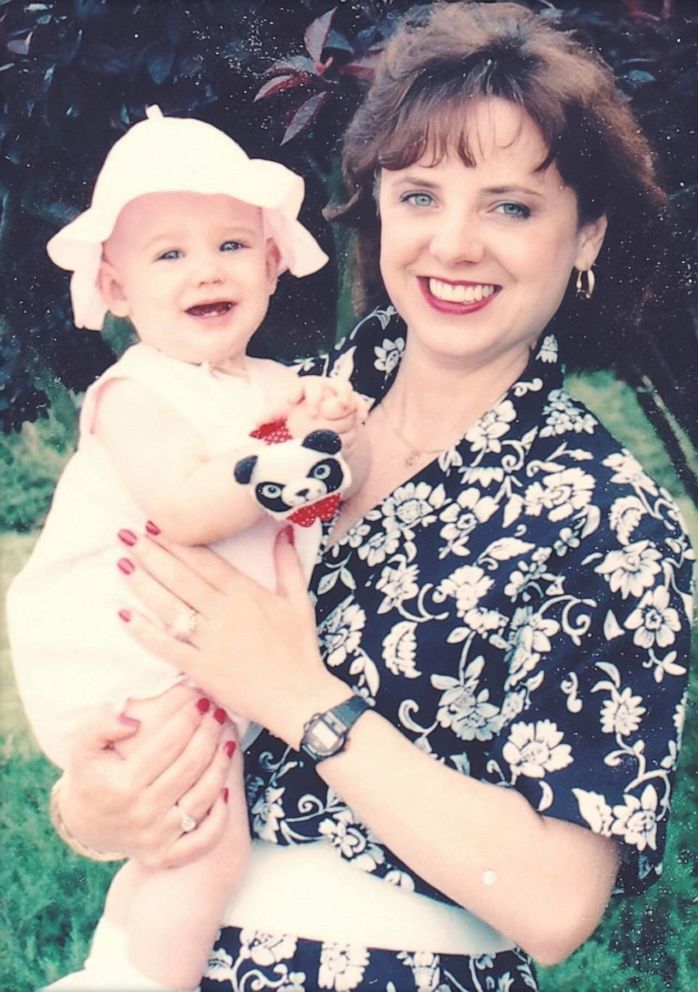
[265,239,282,291]
[97,260,130,318]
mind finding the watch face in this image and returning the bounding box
[308,716,342,756]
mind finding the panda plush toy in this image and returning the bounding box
[234,429,351,528]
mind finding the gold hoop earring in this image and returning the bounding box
[575,267,595,300]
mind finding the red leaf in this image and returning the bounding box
[264,55,316,78]
[281,91,330,145]
[304,8,335,63]
[254,73,311,102]
[340,54,379,81]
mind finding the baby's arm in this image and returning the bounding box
[286,375,371,495]
[95,378,264,545]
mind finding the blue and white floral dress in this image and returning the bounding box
[202,307,694,992]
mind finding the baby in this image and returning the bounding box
[7,107,367,990]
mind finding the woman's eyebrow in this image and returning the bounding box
[482,185,545,198]
[386,173,442,189]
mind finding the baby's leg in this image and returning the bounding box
[104,689,250,989]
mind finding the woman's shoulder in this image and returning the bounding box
[531,384,693,553]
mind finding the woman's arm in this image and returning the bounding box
[95,378,265,544]
[314,705,620,966]
[119,531,620,964]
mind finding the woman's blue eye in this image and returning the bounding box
[157,249,182,261]
[495,202,531,219]
[221,240,244,252]
[403,192,435,208]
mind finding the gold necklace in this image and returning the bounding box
[379,402,447,468]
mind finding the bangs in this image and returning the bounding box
[377,91,556,174]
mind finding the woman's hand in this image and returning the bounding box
[58,685,238,869]
[117,529,349,748]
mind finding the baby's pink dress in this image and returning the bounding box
[7,343,318,767]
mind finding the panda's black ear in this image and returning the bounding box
[302,430,341,455]
[234,455,258,485]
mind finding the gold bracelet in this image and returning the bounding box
[49,779,126,863]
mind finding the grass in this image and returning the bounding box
[1,534,119,991]
[1,372,696,991]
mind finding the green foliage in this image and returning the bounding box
[0,749,116,992]
[0,386,76,532]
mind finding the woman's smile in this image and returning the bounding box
[420,277,500,313]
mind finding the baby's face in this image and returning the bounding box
[99,192,279,369]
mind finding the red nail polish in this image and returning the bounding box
[118,529,137,547]
[196,698,210,715]
[117,558,135,575]
[213,707,226,725]
[224,739,237,758]
[222,788,229,804]
[118,608,132,623]
[280,525,295,546]
[145,520,161,536]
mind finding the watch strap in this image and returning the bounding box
[329,693,371,729]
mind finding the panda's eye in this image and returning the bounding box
[260,483,282,499]
[311,463,332,481]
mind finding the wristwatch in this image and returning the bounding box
[300,694,371,763]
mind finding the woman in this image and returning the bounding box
[52,3,693,990]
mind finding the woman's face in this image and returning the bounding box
[377,98,606,373]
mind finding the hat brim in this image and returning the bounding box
[48,181,327,331]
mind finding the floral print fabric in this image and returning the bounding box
[221,307,693,989]
[203,928,537,991]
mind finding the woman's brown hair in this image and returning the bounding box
[328,1,670,370]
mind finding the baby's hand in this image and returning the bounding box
[286,376,367,452]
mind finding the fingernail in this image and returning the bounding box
[118,529,137,547]
[196,698,210,715]
[222,788,229,804]
[224,739,237,758]
[118,712,140,727]
[145,520,161,536]
[117,608,132,623]
[213,707,226,725]
[280,525,295,546]
[117,558,135,575]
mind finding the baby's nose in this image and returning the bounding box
[194,255,225,284]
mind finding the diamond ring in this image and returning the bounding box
[174,802,198,834]
[169,607,199,642]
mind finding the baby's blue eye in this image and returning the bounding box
[221,241,244,252]
[157,249,182,261]
[495,202,531,219]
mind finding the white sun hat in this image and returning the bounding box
[47,106,329,330]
